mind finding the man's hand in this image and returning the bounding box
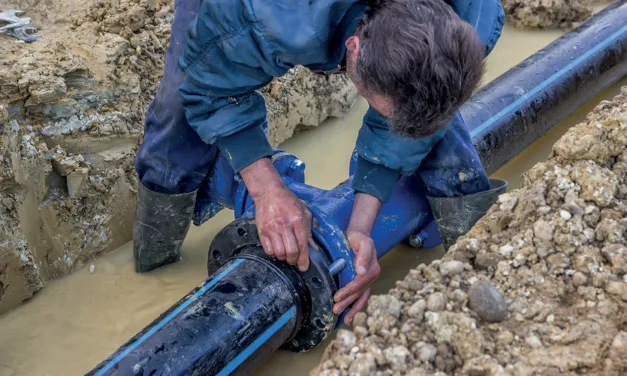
[333,192,383,325]
[333,229,380,325]
[240,158,314,272]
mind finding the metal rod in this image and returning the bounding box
[328,259,346,276]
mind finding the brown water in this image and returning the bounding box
[0,19,625,376]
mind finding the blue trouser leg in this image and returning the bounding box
[135,0,216,196]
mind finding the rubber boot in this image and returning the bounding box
[427,178,507,251]
[133,182,197,273]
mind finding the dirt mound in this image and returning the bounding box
[312,87,627,375]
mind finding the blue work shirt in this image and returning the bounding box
[179,0,504,202]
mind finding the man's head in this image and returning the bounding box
[345,0,485,138]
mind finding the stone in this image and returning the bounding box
[547,253,569,271]
[605,282,627,301]
[571,161,618,207]
[407,299,426,320]
[27,76,67,104]
[426,292,446,312]
[384,346,412,372]
[560,210,572,221]
[67,168,89,199]
[498,193,518,211]
[525,335,543,348]
[418,344,437,362]
[475,252,504,270]
[439,261,465,277]
[348,353,376,375]
[336,329,357,349]
[601,244,627,274]
[610,332,627,359]
[468,281,508,323]
[533,220,554,241]
[572,272,588,287]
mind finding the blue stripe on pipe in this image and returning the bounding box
[216,306,297,376]
[94,258,245,376]
[469,24,627,138]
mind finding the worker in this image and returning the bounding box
[133,0,504,324]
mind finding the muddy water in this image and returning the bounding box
[0,21,625,376]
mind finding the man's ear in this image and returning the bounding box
[345,35,360,57]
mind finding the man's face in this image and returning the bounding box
[345,36,393,118]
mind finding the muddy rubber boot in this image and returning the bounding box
[133,182,197,273]
[427,178,507,251]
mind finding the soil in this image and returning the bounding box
[501,0,593,29]
[312,87,627,375]
[0,0,356,314]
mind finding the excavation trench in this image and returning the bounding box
[0,2,624,376]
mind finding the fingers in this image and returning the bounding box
[333,290,360,314]
[281,231,300,266]
[293,211,312,271]
[344,289,370,325]
[269,232,286,261]
[355,238,375,276]
[260,235,274,257]
[334,262,379,303]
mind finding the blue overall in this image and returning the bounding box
[135,0,505,225]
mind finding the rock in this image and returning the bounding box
[547,253,569,271]
[468,281,508,323]
[352,312,367,328]
[439,261,465,276]
[498,193,518,211]
[571,161,618,207]
[533,220,554,241]
[67,167,89,199]
[525,335,543,348]
[601,244,627,274]
[559,210,572,221]
[475,251,504,270]
[422,265,441,282]
[605,282,627,301]
[407,299,426,320]
[27,76,67,104]
[417,344,437,362]
[384,346,412,372]
[572,272,588,287]
[610,332,627,359]
[348,353,376,375]
[426,292,446,312]
[336,329,357,349]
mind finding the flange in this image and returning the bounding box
[208,218,338,352]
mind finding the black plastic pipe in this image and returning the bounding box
[88,253,305,376]
[463,0,627,174]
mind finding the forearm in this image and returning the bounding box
[240,158,286,201]
[347,193,382,235]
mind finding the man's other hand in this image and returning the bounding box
[333,229,381,325]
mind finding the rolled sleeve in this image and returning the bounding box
[352,156,402,202]
[352,106,448,202]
